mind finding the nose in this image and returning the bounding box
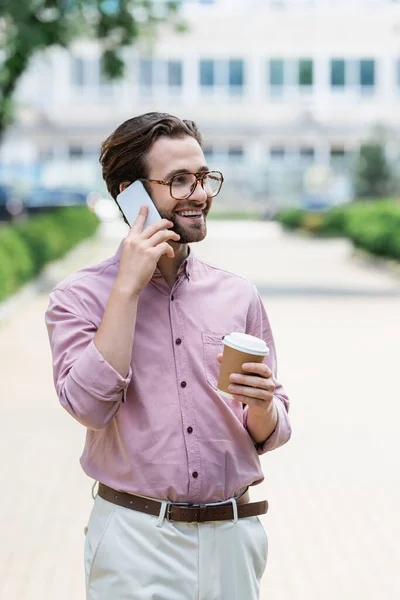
[189,180,208,203]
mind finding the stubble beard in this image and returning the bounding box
[157,207,209,244]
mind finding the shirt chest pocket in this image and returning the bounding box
[202,331,227,390]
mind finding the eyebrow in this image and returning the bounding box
[164,166,209,181]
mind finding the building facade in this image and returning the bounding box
[2,0,400,207]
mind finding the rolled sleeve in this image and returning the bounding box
[244,284,292,454]
[45,288,132,430]
[70,340,132,402]
[243,396,292,455]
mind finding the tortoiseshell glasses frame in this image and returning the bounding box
[138,170,224,201]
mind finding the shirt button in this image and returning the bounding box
[180,381,187,388]
[171,295,175,301]
[175,338,182,345]
[192,471,199,479]
[187,427,193,434]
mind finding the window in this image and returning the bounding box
[331,59,346,88]
[360,59,375,88]
[330,147,346,159]
[199,59,245,95]
[268,58,313,94]
[168,61,182,87]
[69,146,84,158]
[71,57,85,87]
[300,147,315,160]
[270,146,286,160]
[330,146,348,172]
[71,56,115,90]
[298,59,313,86]
[229,60,244,87]
[139,59,153,87]
[269,59,284,87]
[200,60,215,87]
[228,146,244,161]
[139,58,183,92]
[269,59,285,97]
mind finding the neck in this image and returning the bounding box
[157,243,189,288]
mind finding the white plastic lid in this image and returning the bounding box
[223,332,270,356]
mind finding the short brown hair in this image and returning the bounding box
[99,112,203,201]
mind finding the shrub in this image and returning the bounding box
[0,206,99,302]
[345,201,400,260]
[276,199,400,261]
[0,228,35,288]
[320,205,352,236]
[276,208,306,229]
[14,215,67,274]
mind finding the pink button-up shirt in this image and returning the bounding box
[45,242,291,503]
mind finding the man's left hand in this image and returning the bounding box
[216,354,275,415]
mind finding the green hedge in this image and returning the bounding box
[0,206,100,302]
[276,208,305,230]
[277,200,400,261]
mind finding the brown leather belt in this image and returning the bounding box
[98,483,268,523]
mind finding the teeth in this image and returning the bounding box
[177,211,202,217]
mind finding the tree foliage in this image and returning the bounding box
[0,0,181,140]
[354,143,393,199]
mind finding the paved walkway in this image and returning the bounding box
[0,218,399,599]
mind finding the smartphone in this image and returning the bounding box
[115,180,163,228]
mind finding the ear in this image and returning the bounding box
[119,181,131,193]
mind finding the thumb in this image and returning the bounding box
[216,353,223,364]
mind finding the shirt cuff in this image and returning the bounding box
[243,396,291,455]
[70,340,132,403]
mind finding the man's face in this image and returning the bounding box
[144,136,212,244]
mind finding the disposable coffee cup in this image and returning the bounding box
[217,332,270,400]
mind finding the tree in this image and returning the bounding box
[0,0,182,142]
[354,143,393,199]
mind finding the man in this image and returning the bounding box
[45,112,291,600]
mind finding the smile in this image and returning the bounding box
[176,210,204,217]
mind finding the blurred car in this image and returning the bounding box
[23,187,90,215]
[0,184,24,221]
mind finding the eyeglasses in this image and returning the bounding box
[139,170,224,201]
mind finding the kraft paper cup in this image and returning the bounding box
[217,332,270,400]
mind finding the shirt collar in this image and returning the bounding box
[114,241,194,281]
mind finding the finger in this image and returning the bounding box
[216,353,223,364]
[242,362,272,378]
[229,373,275,392]
[146,229,180,247]
[154,241,175,260]
[141,218,174,240]
[129,205,149,233]
[228,383,274,402]
[230,394,269,410]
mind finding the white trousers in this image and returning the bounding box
[84,495,268,600]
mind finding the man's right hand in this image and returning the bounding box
[116,205,180,296]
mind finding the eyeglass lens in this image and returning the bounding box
[171,172,222,200]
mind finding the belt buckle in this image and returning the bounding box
[166,501,191,521]
[167,501,205,522]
